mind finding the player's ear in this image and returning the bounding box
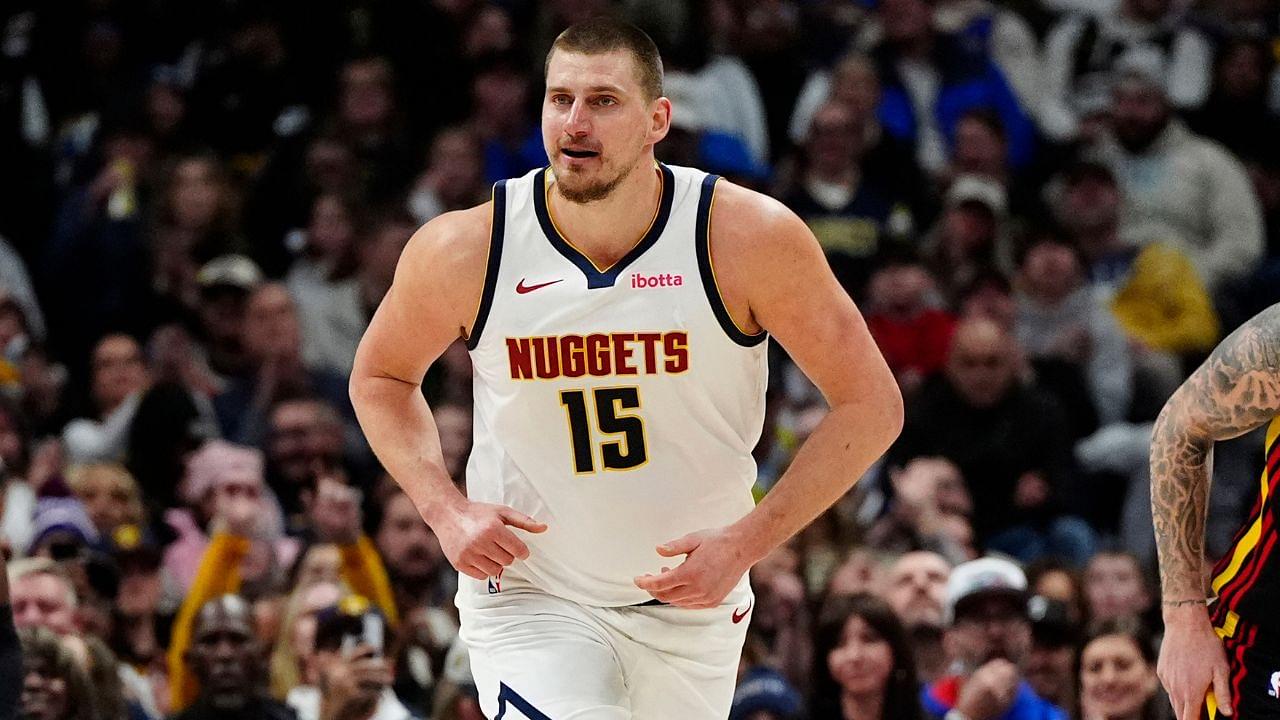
[649,96,672,143]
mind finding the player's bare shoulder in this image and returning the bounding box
[394,200,497,338]
[705,178,827,334]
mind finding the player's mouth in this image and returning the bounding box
[561,148,600,159]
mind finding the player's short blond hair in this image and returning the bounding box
[546,18,664,102]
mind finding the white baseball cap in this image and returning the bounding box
[945,556,1028,624]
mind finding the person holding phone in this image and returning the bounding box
[289,595,414,720]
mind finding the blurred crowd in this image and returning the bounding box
[2,0,1279,718]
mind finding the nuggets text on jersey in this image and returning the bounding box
[505,331,689,380]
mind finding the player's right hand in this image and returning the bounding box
[431,500,547,580]
[1158,605,1232,719]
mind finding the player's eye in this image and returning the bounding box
[552,95,572,105]
[595,96,617,107]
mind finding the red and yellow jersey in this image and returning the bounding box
[1211,417,1280,625]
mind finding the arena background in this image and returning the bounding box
[2,0,1278,718]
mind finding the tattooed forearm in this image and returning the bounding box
[1152,304,1280,601]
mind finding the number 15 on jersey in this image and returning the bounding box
[559,387,649,474]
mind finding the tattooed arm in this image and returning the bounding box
[1152,303,1280,720]
[1151,303,1280,601]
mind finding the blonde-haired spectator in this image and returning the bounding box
[66,463,145,538]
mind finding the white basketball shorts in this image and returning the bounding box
[458,582,754,719]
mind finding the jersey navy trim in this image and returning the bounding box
[695,174,768,347]
[533,163,676,289]
[466,180,506,351]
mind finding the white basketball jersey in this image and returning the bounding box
[461,163,768,607]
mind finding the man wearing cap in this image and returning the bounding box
[196,254,264,382]
[921,557,1067,720]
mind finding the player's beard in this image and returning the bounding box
[556,149,643,204]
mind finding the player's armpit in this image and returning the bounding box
[351,205,492,389]
[1152,302,1280,601]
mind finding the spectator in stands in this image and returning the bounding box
[1076,618,1160,720]
[1050,159,1217,417]
[922,558,1065,720]
[9,558,78,636]
[374,491,448,614]
[877,551,953,682]
[293,597,410,720]
[865,458,975,565]
[812,592,922,720]
[783,101,912,297]
[287,193,361,377]
[329,57,417,204]
[1026,560,1085,626]
[1082,551,1153,625]
[194,255,264,385]
[62,334,149,465]
[790,53,929,220]
[1013,233,1133,431]
[212,284,350,446]
[406,127,488,225]
[1025,596,1078,713]
[1188,38,1280,160]
[869,0,1037,174]
[728,665,804,720]
[1,398,38,555]
[269,580,344,702]
[470,53,543,185]
[1040,0,1213,142]
[171,594,296,720]
[890,319,1093,563]
[292,211,417,381]
[185,9,310,161]
[864,254,956,396]
[921,176,1011,305]
[264,398,351,525]
[1093,48,1263,295]
[18,625,96,720]
[66,464,145,540]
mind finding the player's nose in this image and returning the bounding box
[564,100,591,134]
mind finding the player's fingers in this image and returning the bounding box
[657,534,700,557]
[494,529,531,561]
[469,556,504,578]
[499,507,548,533]
[1213,661,1234,716]
[485,542,516,567]
[634,567,691,592]
[457,564,487,581]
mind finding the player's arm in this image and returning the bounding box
[1151,302,1280,603]
[636,182,903,607]
[350,206,545,581]
[720,185,904,561]
[1150,302,1280,720]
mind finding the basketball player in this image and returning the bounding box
[350,19,903,719]
[1152,302,1280,720]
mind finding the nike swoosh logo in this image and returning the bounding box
[516,278,564,294]
[731,599,752,624]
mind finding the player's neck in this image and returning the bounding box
[548,162,663,265]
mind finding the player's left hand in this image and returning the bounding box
[633,526,757,609]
